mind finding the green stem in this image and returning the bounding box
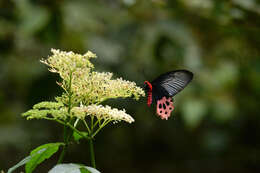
[57,121,69,164]
[74,118,80,127]
[57,71,73,164]
[57,144,67,164]
[91,116,94,131]
[67,71,73,114]
[56,119,91,140]
[67,122,91,140]
[89,138,96,168]
[93,119,100,129]
[91,119,111,138]
[83,119,91,134]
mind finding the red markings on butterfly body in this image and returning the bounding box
[144,81,152,107]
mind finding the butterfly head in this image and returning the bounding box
[144,80,152,92]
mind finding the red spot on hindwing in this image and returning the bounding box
[156,97,174,120]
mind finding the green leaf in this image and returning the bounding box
[7,143,64,173]
[7,155,31,173]
[25,142,64,173]
[73,131,88,142]
[80,167,91,173]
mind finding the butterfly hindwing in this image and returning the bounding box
[156,97,174,120]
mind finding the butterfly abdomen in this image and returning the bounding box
[144,81,153,107]
[147,91,152,106]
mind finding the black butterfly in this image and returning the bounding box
[144,70,193,120]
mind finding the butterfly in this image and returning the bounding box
[144,70,193,120]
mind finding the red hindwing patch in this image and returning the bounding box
[156,97,174,120]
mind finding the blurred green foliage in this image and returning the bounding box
[1,0,260,172]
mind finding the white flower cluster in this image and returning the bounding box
[72,71,145,104]
[38,49,145,124]
[71,104,134,123]
[40,49,96,81]
[42,49,145,106]
[86,105,134,123]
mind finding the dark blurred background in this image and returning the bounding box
[1,0,260,172]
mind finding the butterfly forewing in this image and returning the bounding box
[152,70,193,97]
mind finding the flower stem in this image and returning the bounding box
[83,119,91,134]
[91,119,110,138]
[55,119,91,140]
[57,144,67,164]
[57,71,73,164]
[89,138,96,168]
